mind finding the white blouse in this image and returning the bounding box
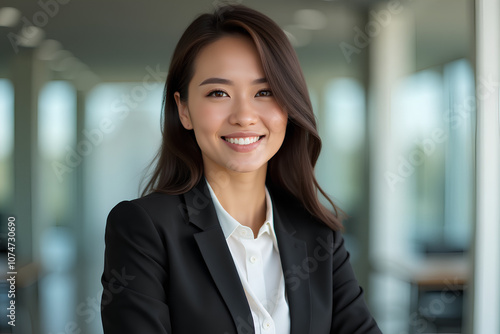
[206,179,291,334]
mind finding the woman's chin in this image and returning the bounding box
[223,161,267,174]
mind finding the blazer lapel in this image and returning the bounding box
[273,197,312,334]
[184,180,255,334]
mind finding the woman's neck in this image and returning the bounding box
[205,167,267,238]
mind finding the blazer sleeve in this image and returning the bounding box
[101,201,171,334]
[331,231,382,334]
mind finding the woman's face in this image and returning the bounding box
[175,35,287,177]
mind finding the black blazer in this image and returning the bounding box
[101,179,381,334]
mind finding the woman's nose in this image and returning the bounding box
[228,97,258,127]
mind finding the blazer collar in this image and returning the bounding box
[270,187,312,334]
[182,178,220,231]
[184,179,312,334]
[183,179,254,333]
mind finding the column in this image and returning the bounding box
[11,47,49,334]
[472,0,500,333]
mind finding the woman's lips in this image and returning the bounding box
[223,136,260,145]
[221,135,264,152]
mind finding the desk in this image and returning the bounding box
[374,254,468,334]
[408,256,468,334]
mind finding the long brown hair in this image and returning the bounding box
[142,4,344,230]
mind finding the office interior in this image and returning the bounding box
[0,0,499,333]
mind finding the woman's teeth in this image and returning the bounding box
[224,136,260,145]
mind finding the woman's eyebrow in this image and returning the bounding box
[199,77,267,86]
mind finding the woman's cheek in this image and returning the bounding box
[268,110,288,134]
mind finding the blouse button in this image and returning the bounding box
[262,320,272,330]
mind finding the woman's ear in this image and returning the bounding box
[174,92,193,130]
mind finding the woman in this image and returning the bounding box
[101,4,382,334]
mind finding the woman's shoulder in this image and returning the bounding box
[135,191,185,210]
[108,191,188,227]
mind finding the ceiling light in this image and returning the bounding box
[294,9,328,30]
[0,7,21,27]
[17,26,45,48]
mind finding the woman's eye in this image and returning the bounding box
[207,90,228,98]
[256,90,273,97]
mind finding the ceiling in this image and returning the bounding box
[0,0,473,84]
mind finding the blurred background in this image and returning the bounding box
[0,0,499,333]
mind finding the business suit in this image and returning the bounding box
[101,179,382,334]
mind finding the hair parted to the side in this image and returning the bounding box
[142,4,344,230]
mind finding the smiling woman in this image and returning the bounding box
[174,35,287,185]
[100,4,382,334]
